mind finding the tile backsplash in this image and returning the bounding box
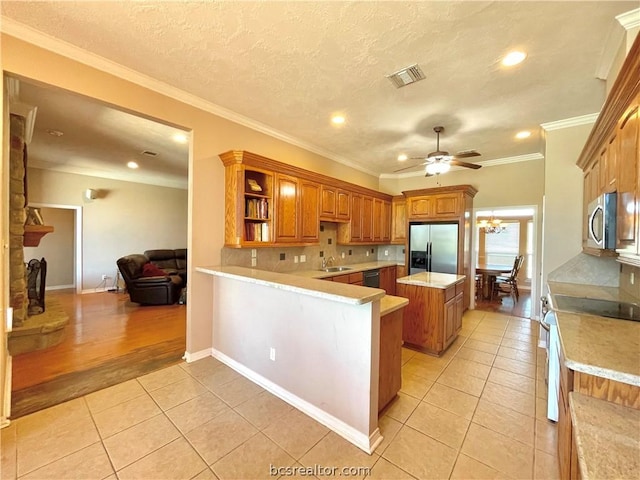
[547,253,619,287]
[619,263,640,300]
[222,222,404,272]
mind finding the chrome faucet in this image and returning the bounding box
[321,256,336,269]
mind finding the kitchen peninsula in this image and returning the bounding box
[195,265,406,454]
[396,272,466,356]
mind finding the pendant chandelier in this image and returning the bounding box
[477,217,506,234]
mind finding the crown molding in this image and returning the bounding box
[616,8,640,30]
[540,113,599,131]
[379,153,544,179]
[0,17,379,178]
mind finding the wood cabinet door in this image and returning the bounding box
[336,190,351,221]
[617,104,639,252]
[362,196,374,242]
[408,197,432,219]
[275,174,299,242]
[379,266,396,295]
[454,292,464,333]
[300,180,320,242]
[443,297,456,347]
[432,194,460,217]
[320,185,336,218]
[350,194,363,241]
[373,198,383,241]
[391,198,406,243]
[382,200,392,242]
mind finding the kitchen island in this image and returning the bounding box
[396,272,466,356]
[547,281,640,479]
[195,265,405,454]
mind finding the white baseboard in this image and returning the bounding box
[183,348,213,363]
[212,348,379,454]
[45,284,74,291]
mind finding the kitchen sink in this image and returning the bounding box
[552,294,640,322]
[319,266,352,272]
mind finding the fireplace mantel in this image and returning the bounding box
[24,225,54,247]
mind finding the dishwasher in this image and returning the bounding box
[363,269,380,288]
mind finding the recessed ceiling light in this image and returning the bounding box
[502,51,527,67]
[515,130,531,139]
[397,154,408,162]
[331,115,346,125]
[46,129,64,137]
[127,161,139,169]
[173,133,188,144]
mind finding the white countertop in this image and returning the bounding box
[197,265,385,305]
[396,271,466,289]
[547,281,640,387]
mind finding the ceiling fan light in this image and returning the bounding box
[426,162,451,175]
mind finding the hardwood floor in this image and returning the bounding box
[475,290,532,318]
[10,289,186,418]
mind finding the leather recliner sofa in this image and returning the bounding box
[116,254,183,305]
[144,249,187,287]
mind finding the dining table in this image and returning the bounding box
[476,264,513,301]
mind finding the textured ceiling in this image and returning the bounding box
[2,1,638,183]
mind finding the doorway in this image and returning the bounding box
[472,206,538,318]
[6,76,191,418]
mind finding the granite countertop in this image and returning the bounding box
[292,261,401,279]
[569,391,640,480]
[196,265,385,305]
[396,271,466,289]
[547,281,640,386]
[380,295,409,316]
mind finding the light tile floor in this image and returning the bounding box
[1,310,560,479]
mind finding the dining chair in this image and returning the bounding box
[492,255,524,303]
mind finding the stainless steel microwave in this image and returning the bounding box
[587,192,617,249]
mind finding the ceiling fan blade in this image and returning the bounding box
[394,162,427,173]
[453,150,481,159]
[450,159,482,169]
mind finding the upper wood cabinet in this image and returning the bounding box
[220,151,275,247]
[300,180,320,242]
[407,193,461,220]
[391,196,407,244]
[616,103,639,256]
[220,150,393,247]
[576,34,640,263]
[275,174,300,243]
[320,185,350,222]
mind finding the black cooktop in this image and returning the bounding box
[553,295,640,322]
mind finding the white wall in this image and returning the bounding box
[26,167,188,290]
[540,122,595,294]
[210,273,380,452]
[24,206,74,288]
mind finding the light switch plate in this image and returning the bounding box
[294,256,299,263]
[251,258,257,267]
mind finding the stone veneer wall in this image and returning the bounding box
[9,114,27,328]
[222,222,401,271]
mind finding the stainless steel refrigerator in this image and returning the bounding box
[409,222,459,275]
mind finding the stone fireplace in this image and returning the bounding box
[8,113,67,355]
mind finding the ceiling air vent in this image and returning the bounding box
[141,150,158,157]
[386,64,426,88]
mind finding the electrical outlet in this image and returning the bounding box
[384,250,388,256]
[341,252,345,259]
[251,258,257,267]
[366,251,370,256]
[300,255,306,263]
[251,249,257,258]
[101,274,108,280]
[269,347,276,361]
[294,256,299,263]
[631,272,635,285]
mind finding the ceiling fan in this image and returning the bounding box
[395,126,482,176]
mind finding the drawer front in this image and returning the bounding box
[332,274,350,284]
[455,281,464,295]
[444,285,456,302]
[349,272,364,284]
